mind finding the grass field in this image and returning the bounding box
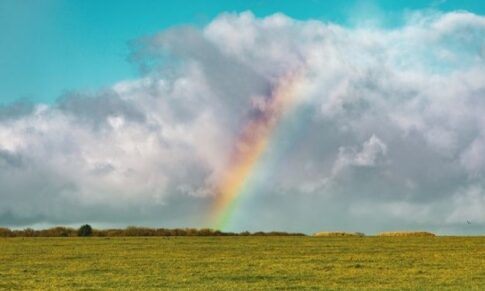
[1,236,484,290]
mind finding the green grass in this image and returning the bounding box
[1,236,484,290]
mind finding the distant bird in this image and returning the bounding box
[467,220,471,224]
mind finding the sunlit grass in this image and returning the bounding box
[1,236,484,289]
[377,231,436,237]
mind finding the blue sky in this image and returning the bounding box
[1,0,485,104]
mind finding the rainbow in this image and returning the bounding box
[209,68,305,230]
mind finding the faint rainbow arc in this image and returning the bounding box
[209,68,305,230]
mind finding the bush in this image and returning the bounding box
[0,225,308,237]
[0,227,12,237]
[78,224,93,237]
[39,227,76,237]
[22,228,36,237]
[313,231,365,237]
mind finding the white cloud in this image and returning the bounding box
[333,135,388,173]
[1,11,485,233]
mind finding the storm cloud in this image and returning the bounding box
[1,11,485,234]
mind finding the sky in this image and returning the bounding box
[1,0,485,234]
[2,0,485,104]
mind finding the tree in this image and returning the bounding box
[78,224,93,237]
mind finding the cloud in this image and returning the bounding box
[333,135,388,173]
[0,100,35,121]
[1,11,485,234]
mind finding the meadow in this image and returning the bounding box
[1,236,484,290]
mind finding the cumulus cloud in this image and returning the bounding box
[1,10,485,233]
[333,135,388,173]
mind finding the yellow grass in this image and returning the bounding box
[1,236,485,289]
[377,231,436,237]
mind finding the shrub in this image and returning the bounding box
[196,228,215,236]
[313,231,365,237]
[0,227,12,237]
[22,228,36,237]
[124,226,156,236]
[0,225,308,237]
[39,227,76,237]
[78,224,93,237]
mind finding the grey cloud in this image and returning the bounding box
[57,91,146,126]
[0,210,46,226]
[90,162,115,176]
[0,100,35,121]
[133,26,269,123]
[1,11,485,234]
[0,149,23,168]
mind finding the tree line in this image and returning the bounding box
[0,225,305,237]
